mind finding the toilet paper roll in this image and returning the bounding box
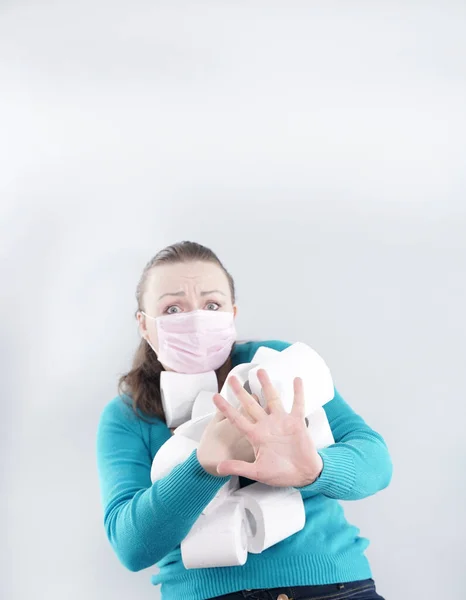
[191,390,217,420]
[251,345,281,364]
[233,482,306,554]
[307,407,334,450]
[160,370,218,428]
[219,362,258,408]
[174,413,213,443]
[150,434,198,483]
[203,475,240,515]
[248,342,334,415]
[181,499,248,568]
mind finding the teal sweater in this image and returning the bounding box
[96,340,392,600]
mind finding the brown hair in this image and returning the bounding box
[118,241,237,422]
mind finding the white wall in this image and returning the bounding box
[2,2,465,599]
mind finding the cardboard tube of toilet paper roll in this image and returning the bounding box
[248,342,334,415]
[150,435,198,483]
[191,390,217,420]
[160,371,218,428]
[174,413,212,443]
[307,406,334,450]
[181,499,248,568]
[219,362,258,408]
[203,475,240,515]
[233,482,306,554]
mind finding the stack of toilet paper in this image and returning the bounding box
[150,342,336,569]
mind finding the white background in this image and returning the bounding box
[1,2,465,599]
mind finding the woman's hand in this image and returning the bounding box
[196,406,256,476]
[212,369,324,487]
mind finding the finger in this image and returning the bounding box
[212,393,255,436]
[257,369,285,414]
[211,408,226,424]
[217,459,259,479]
[239,393,261,423]
[291,376,306,420]
[228,375,266,422]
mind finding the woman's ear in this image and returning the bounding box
[233,305,238,318]
[136,311,147,339]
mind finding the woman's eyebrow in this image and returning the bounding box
[200,289,226,297]
[158,289,226,300]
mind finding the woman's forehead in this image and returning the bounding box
[147,262,228,293]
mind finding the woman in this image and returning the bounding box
[96,240,392,600]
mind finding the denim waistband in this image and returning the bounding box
[208,578,376,599]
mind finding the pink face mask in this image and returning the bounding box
[141,309,237,374]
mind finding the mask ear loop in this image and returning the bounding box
[138,317,158,355]
[139,311,155,343]
[139,312,164,363]
[140,310,156,320]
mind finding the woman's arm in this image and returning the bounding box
[96,398,230,572]
[296,388,393,500]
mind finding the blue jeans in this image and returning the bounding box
[208,579,385,599]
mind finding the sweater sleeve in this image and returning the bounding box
[297,388,393,500]
[95,398,230,572]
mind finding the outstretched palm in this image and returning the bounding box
[213,369,323,487]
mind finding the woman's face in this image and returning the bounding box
[137,260,237,370]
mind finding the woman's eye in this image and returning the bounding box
[166,305,182,314]
[206,302,220,310]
